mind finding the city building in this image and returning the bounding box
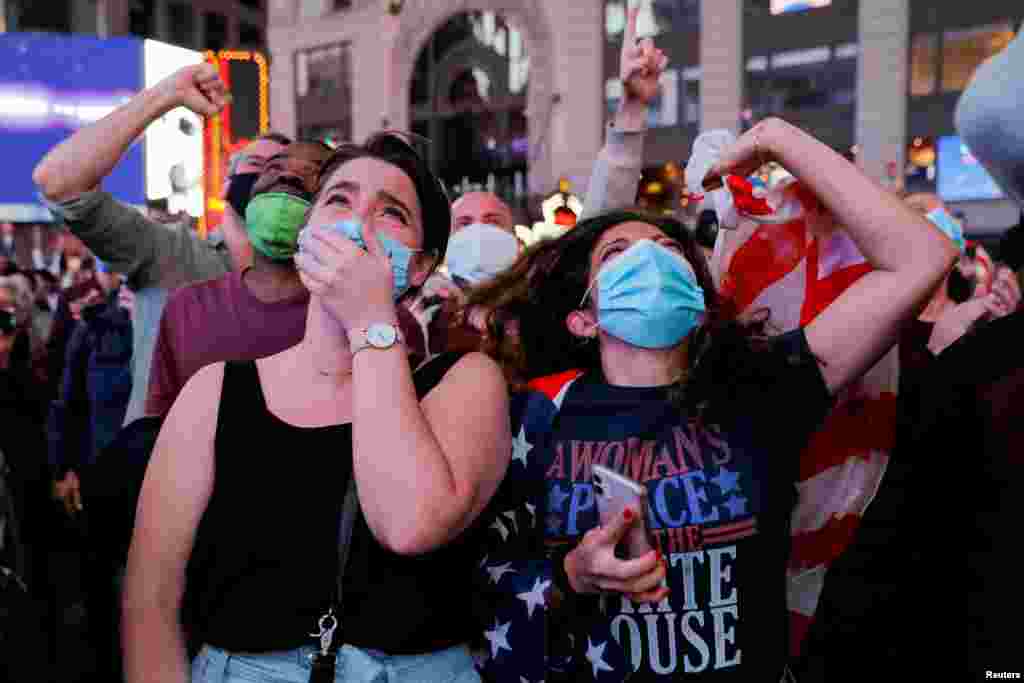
[269,0,1022,234]
[1,0,266,52]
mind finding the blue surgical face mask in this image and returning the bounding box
[580,239,706,349]
[315,218,422,299]
[445,223,520,285]
[926,207,967,253]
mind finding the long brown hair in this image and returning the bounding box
[465,209,778,422]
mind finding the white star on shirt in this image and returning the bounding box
[524,502,537,526]
[724,495,748,518]
[585,638,614,678]
[490,517,509,541]
[712,466,741,496]
[484,618,513,659]
[511,426,533,467]
[486,562,516,585]
[516,577,550,619]
[502,510,519,535]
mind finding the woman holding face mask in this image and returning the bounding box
[467,118,957,681]
[122,133,512,683]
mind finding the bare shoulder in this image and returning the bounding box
[164,361,226,428]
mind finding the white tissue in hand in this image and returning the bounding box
[685,129,737,195]
[686,129,741,229]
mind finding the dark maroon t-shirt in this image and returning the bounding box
[144,270,310,417]
[145,270,429,417]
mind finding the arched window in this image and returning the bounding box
[410,11,530,206]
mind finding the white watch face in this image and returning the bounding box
[367,324,398,348]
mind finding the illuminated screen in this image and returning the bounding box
[0,34,144,220]
[770,0,831,15]
[144,40,204,217]
[937,135,1005,202]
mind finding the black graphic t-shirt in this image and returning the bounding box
[532,330,831,681]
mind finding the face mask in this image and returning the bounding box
[581,239,706,349]
[926,208,966,253]
[244,192,312,261]
[444,223,520,285]
[318,218,421,300]
[225,172,260,217]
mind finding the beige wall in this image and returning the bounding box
[700,0,742,135]
[268,0,604,196]
[856,0,909,187]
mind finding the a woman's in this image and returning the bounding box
[122,133,512,683]
[468,118,956,680]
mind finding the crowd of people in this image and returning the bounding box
[1,8,1022,683]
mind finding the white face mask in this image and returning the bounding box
[444,223,520,285]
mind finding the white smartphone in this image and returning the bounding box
[592,464,654,560]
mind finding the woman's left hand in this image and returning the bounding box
[294,225,397,328]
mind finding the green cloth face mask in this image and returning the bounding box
[244,192,312,261]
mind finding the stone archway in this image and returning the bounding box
[388,0,556,196]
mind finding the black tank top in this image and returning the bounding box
[184,352,487,654]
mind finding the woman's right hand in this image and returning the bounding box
[565,508,669,604]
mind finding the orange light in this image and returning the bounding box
[645,181,664,195]
[202,50,271,234]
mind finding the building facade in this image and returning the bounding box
[269,0,1020,231]
[1,0,266,52]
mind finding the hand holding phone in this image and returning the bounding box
[592,464,653,560]
[560,466,668,604]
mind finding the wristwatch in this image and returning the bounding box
[349,323,404,355]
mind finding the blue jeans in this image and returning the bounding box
[191,643,481,683]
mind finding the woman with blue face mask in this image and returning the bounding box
[122,133,511,683]
[465,117,957,681]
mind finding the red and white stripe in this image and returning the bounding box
[715,181,899,655]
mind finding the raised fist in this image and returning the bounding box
[158,63,229,117]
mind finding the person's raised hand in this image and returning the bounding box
[620,6,668,106]
[986,264,1021,319]
[564,507,669,604]
[703,118,791,191]
[158,63,229,117]
[928,296,992,356]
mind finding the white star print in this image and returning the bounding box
[585,638,614,678]
[712,466,741,495]
[486,562,516,585]
[502,510,519,535]
[511,426,533,467]
[516,577,550,619]
[524,502,536,525]
[484,619,513,659]
[490,517,509,541]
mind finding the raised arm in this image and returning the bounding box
[706,118,958,394]
[33,66,231,288]
[582,6,667,220]
[34,64,225,202]
[122,363,223,683]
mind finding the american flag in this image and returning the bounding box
[713,179,898,656]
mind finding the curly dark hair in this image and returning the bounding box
[466,209,777,424]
